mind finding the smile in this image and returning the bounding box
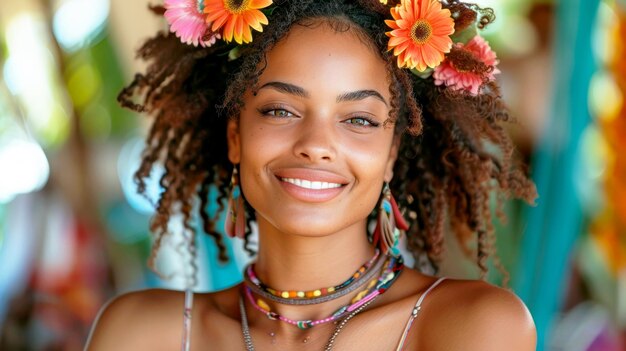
[280,178,343,190]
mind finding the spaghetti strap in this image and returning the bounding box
[181,289,194,351]
[395,277,447,351]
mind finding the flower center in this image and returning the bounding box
[224,0,251,13]
[448,47,481,73]
[410,20,433,44]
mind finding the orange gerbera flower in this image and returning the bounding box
[204,0,273,44]
[385,0,455,71]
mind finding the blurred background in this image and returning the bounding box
[0,0,624,350]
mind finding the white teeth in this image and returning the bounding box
[281,178,342,190]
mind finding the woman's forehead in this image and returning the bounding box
[256,23,390,98]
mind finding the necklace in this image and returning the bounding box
[244,250,386,306]
[244,249,381,305]
[239,292,255,351]
[323,295,378,351]
[244,255,403,329]
[239,290,380,351]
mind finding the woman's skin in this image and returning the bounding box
[86,20,536,351]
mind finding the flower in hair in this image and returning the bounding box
[385,0,455,71]
[203,0,273,44]
[164,0,221,47]
[433,35,500,95]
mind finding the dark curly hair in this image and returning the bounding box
[118,0,537,286]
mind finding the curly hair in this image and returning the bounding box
[118,0,537,285]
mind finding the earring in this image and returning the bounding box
[372,183,409,256]
[225,166,246,238]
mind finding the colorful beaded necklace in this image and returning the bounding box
[245,249,380,302]
[243,255,404,330]
[243,249,385,305]
[239,291,380,351]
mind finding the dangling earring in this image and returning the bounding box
[372,183,409,256]
[225,165,246,238]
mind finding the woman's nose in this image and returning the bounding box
[292,118,337,163]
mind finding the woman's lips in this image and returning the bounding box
[273,169,349,203]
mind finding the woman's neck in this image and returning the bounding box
[244,215,378,339]
[254,216,376,292]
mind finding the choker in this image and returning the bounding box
[243,249,385,306]
[242,255,404,330]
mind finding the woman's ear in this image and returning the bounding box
[384,136,401,183]
[227,119,241,164]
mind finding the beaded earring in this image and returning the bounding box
[372,183,409,256]
[225,166,246,238]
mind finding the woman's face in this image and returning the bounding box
[228,21,398,237]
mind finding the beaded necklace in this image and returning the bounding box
[239,254,404,350]
[239,292,380,351]
[244,255,404,330]
[244,249,380,305]
[243,249,386,305]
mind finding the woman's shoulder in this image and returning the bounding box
[85,288,189,350]
[85,285,241,351]
[414,277,537,351]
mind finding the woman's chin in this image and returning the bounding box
[256,213,367,242]
[270,222,341,238]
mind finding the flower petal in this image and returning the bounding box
[250,0,273,9]
[419,0,431,18]
[428,35,452,53]
[385,19,399,30]
[422,45,443,68]
[223,17,236,42]
[390,29,409,38]
[207,9,227,24]
[247,12,267,32]
[242,23,253,43]
[254,10,268,25]
[233,16,244,44]
[393,41,411,55]
[211,13,229,30]
[395,19,411,29]
[388,36,410,47]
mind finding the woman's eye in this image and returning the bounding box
[263,109,294,118]
[345,117,378,127]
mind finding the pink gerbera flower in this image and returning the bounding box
[164,0,220,47]
[433,35,500,95]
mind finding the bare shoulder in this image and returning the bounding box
[416,279,536,351]
[85,289,190,351]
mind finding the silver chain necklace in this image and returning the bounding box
[238,293,379,351]
[240,293,256,351]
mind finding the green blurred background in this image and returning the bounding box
[0,0,624,350]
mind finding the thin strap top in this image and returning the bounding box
[395,277,447,351]
[181,289,194,351]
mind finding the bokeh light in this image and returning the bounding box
[4,13,70,147]
[117,137,164,215]
[0,138,50,204]
[53,0,110,52]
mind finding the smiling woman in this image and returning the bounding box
[86,1,538,350]
[232,24,397,238]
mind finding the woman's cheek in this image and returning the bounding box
[344,138,392,173]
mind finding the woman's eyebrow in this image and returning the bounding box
[257,81,309,98]
[257,81,388,106]
[336,90,388,106]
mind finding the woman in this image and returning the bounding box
[87,0,538,350]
